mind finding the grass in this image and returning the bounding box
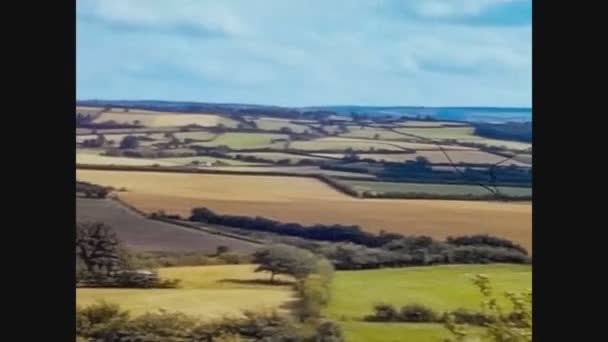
[290,138,405,152]
[253,117,311,133]
[76,265,294,319]
[326,264,531,341]
[92,110,239,128]
[313,149,526,165]
[174,131,218,141]
[191,132,289,149]
[76,150,177,166]
[75,170,532,252]
[339,322,457,342]
[344,180,532,197]
[339,126,410,140]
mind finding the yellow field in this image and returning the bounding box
[316,150,528,166]
[76,265,294,319]
[92,111,238,128]
[76,170,532,252]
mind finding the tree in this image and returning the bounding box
[443,274,532,342]
[415,156,430,165]
[119,135,139,149]
[373,133,380,140]
[76,222,126,277]
[252,244,318,283]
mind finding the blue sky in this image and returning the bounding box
[77,0,531,107]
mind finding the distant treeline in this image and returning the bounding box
[76,181,110,198]
[188,207,530,269]
[473,122,532,143]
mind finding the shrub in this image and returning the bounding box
[447,308,494,326]
[399,304,439,322]
[364,303,399,322]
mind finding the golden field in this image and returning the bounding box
[76,170,532,252]
[76,265,294,319]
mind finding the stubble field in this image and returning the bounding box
[76,170,532,252]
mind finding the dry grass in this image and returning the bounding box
[76,265,294,319]
[76,170,532,252]
[92,111,238,128]
[332,150,529,166]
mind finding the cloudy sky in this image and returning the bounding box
[76,0,531,107]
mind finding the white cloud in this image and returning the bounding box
[77,0,531,107]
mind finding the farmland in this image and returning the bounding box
[343,180,532,197]
[75,169,532,252]
[325,264,531,342]
[91,109,239,128]
[76,197,261,253]
[316,149,528,165]
[76,265,294,319]
[253,117,311,133]
[191,132,289,149]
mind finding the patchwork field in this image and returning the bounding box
[76,265,294,319]
[227,152,329,164]
[92,110,239,128]
[344,180,532,197]
[395,126,478,140]
[76,170,532,252]
[253,117,311,133]
[173,131,218,141]
[76,197,261,253]
[317,150,529,166]
[290,137,469,152]
[192,132,289,149]
[76,150,178,166]
[339,126,411,140]
[326,264,531,342]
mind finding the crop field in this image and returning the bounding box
[208,165,376,178]
[253,117,311,133]
[513,153,532,165]
[326,264,530,342]
[227,152,328,164]
[92,111,239,128]
[173,131,218,141]
[395,126,478,140]
[338,126,410,140]
[75,170,532,252]
[76,197,261,253]
[397,121,467,127]
[76,150,178,166]
[321,150,529,166]
[76,265,294,319]
[344,180,532,197]
[159,156,264,166]
[191,133,290,150]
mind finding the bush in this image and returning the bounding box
[364,303,399,322]
[446,308,494,326]
[399,304,439,322]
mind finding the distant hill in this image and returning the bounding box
[77,99,531,124]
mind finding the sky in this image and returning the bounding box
[76,0,532,108]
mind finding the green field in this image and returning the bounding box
[77,265,294,319]
[324,264,531,342]
[290,138,405,152]
[339,126,410,140]
[191,132,290,149]
[344,180,532,197]
[174,131,218,141]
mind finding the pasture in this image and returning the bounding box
[339,126,411,140]
[191,132,289,149]
[344,180,532,197]
[325,264,531,342]
[75,170,532,252]
[76,265,294,319]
